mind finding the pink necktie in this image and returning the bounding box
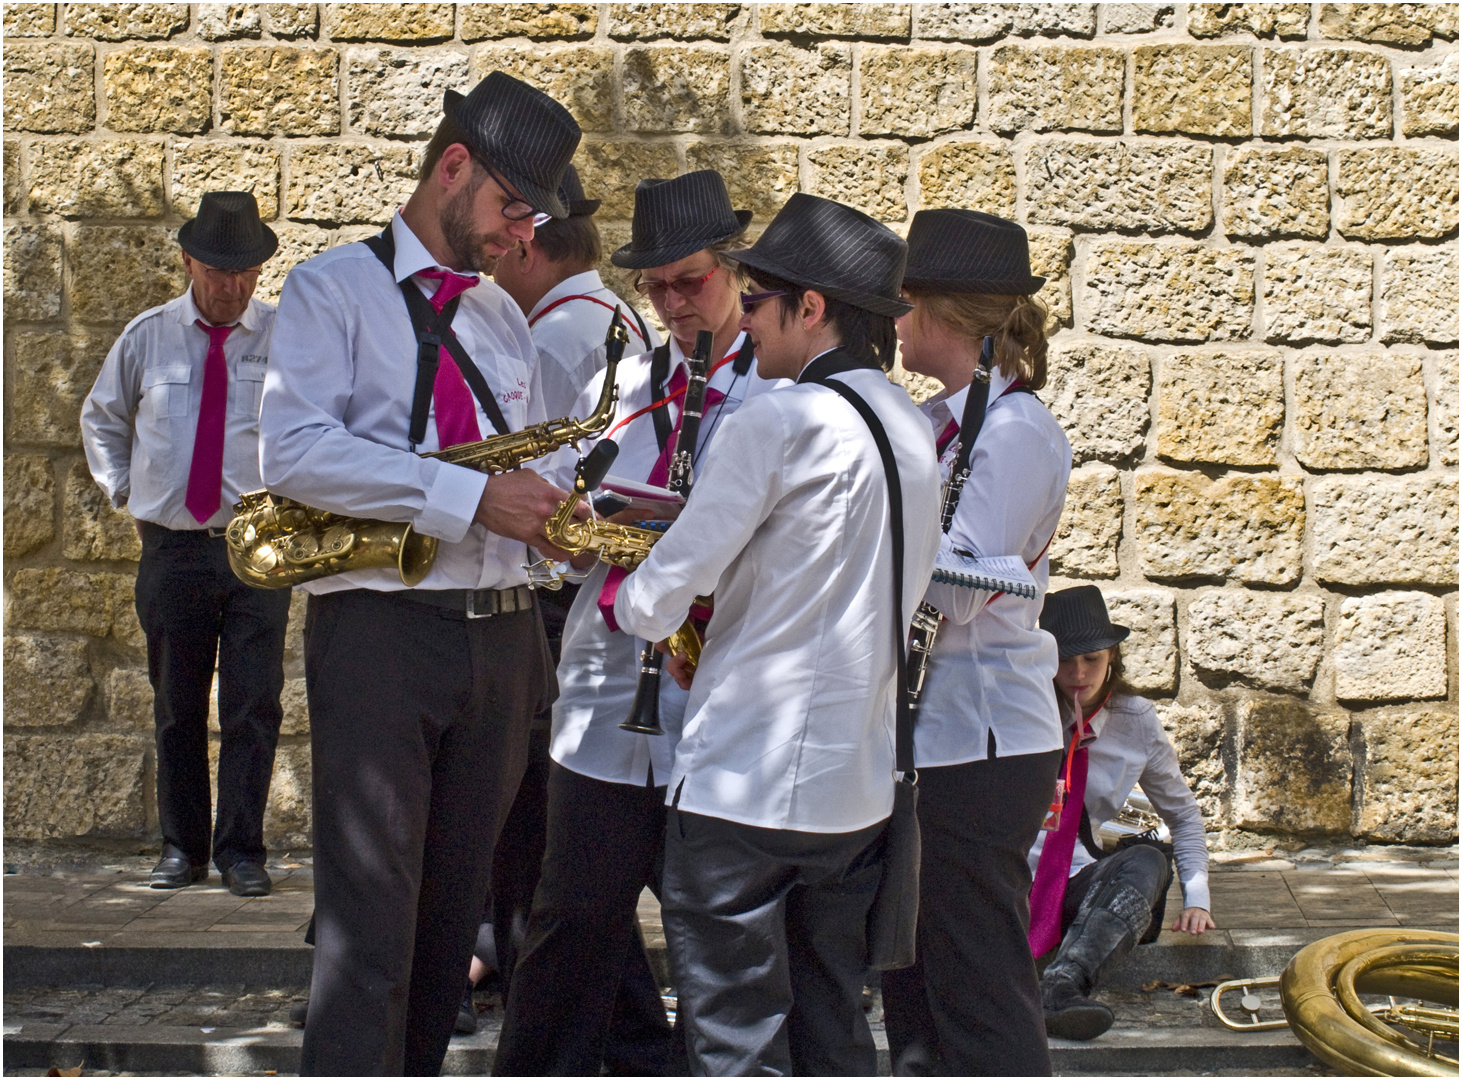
[415,268,482,449]
[185,320,235,523]
[1028,742,1089,957]
[935,418,959,456]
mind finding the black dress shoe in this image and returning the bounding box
[150,853,208,889]
[454,978,478,1036]
[222,860,272,897]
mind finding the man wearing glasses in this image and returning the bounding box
[82,191,290,901]
[257,73,582,1075]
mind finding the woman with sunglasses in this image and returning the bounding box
[495,169,787,1076]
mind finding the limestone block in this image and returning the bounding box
[279,676,310,736]
[1311,475,1459,586]
[1263,243,1372,346]
[64,4,188,39]
[197,4,262,39]
[1106,589,1177,693]
[1358,708,1459,843]
[685,142,798,221]
[1049,463,1121,578]
[68,226,185,323]
[283,588,308,664]
[622,47,733,135]
[1402,52,1459,137]
[1336,148,1458,242]
[1318,3,1458,45]
[1044,341,1149,464]
[4,733,151,838]
[890,365,941,405]
[63,461,142,562]
[1188,592,1325,691]
[1028,229,1073,328]
[108,576,147,651]
[1135,472,1304,585]
[1082,241,1255,343]
[859,47,976,138]
[741,44,852,136]
[1293,351,1428,471]
[3,44,96,134]
[4,456,55,558]
[808,144,908,223]
[474,46,615,134]
[1104,5,1173,33]
[6,568,124,638]
[1334,593,1448,702]
[916,141,1016,219]
[1233,700,1351,834]
[285,144,415,225]
[1435,351,1458,467]
[1133,45,1251,137]
[914,4,1097,41]
[219,46,339,136]
[610,3,742,40]
[254,223,347,304]
[4,141,22,214]
[4,635,94,728]
[1188,3,1309,37]
[985,45,1123,133]
[3,224,63,321]
[102,45,213,134]
[3,3,55,35]
[263,4,318,38]
[1259,49,1392,139]
[8,331,114,448]
[760,4,910,39]
[573,140,680,221]
[29,140,165,219]
[1222,147,1329,240]
[262,741,312,847]
[322,3,453,41]
[460,3,597,40]
[1024,140,1211,233]
[172,141,279,219]
[347,47,470,138]
[1381,247,1458,346]
[106,667,155,730]
[1156,348,1282,466]
[1154,702,1226,825]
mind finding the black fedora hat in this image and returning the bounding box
[559,164,600,217]
[177,191,278,271]
[1040,585,1131,659]
[726,193,912,318]
[903,209,1045,294]
[445,71,581,219]
[610,170,751,269]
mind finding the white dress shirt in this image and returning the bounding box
[260,212,568,594]
[914,370,1073,766]
[81,288,275,531]
[614,362,943,834]
[1028,693,1212,912]
[553,332,786,789]
[526,269,662,420]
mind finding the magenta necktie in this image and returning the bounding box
[184,320,236,523]
[415,268,482,449]
[1028,743,1089,957]
[935,418,959,456]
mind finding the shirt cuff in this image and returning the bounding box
[1180,871,1210,913]
[417,464,489,544]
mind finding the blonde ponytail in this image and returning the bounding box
[909,291,1050,391]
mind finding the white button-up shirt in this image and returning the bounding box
[615,363,943,834]
[526,269,662,420]
[553,332,784,788]
[915,371,1073,766]
[81,287,275,531]
[259,212,565,594]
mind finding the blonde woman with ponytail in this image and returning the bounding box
[881,210,1073,1077]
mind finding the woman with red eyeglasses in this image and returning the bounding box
[494,169,787,1076]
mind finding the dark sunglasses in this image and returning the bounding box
[636,265,719,299]
[739,289,788,314]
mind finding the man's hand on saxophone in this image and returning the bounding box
[474,469,576,561]
[659,641,695,690]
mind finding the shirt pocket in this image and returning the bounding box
[232,362,267,419]
[141,366,193,419]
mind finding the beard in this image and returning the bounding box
[439,179,513,275]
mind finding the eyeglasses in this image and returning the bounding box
[739,289,787,313]
[472,154,542,222]
[197,264,262,283]
[636,265,719,299]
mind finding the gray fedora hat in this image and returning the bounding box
[903,209,1045,295]
[610,170,751,269]
[1039,585,1131,660]
[178,191,278,270]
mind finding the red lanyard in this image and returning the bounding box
[529,294,650,345]
[605,347,741,439]
[1062,692,1109,788]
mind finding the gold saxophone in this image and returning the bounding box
[227,310,629,589]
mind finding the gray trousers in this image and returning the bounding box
[662,808,886,1077]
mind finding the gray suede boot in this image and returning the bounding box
[1040,880,1152,1040]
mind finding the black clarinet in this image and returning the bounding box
[621,330,715,736]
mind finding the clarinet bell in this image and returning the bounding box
[619,643,665,736]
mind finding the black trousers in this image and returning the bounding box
[882,746,1064,1077]
[494,763,673,1076]
[1059,843,1172,947]
[299,589,544,1077]
[662,809,886,1077]
[134,522,290,872]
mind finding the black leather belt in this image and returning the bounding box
[392,584,534,620]
[138,521,229,540]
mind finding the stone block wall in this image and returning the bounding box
[3,2,1457,850]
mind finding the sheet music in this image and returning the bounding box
[931,551,1038,598]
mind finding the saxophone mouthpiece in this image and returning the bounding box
[577,439,619,492]
[606,305,630,360]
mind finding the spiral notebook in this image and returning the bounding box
[931,552,1038,598]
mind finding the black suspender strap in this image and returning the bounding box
[627,306,653,356]
[648,343,673,453]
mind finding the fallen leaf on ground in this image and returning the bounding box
[47,1066,83,1077]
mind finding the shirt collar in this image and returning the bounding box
[669,331,749,386]
[528,269,607,321]
[1059,693,1110,744]
[390,210,479,286]
[175,285,263,333]
[922,364,1020,431]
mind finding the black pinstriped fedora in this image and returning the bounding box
[559,164,599,217]
[445,71,581,219]
[610,170,751,269]
[1040,585,1130,659]
[178,191,278,270]
[903,209,1045,294]
[725,193,912,318]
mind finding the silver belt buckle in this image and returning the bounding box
[465,589,494,619]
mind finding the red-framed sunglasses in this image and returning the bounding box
[636,265,719,299]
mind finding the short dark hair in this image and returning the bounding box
[533,214,601,269]
[419,112,481,183]
[745,267,898,372]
